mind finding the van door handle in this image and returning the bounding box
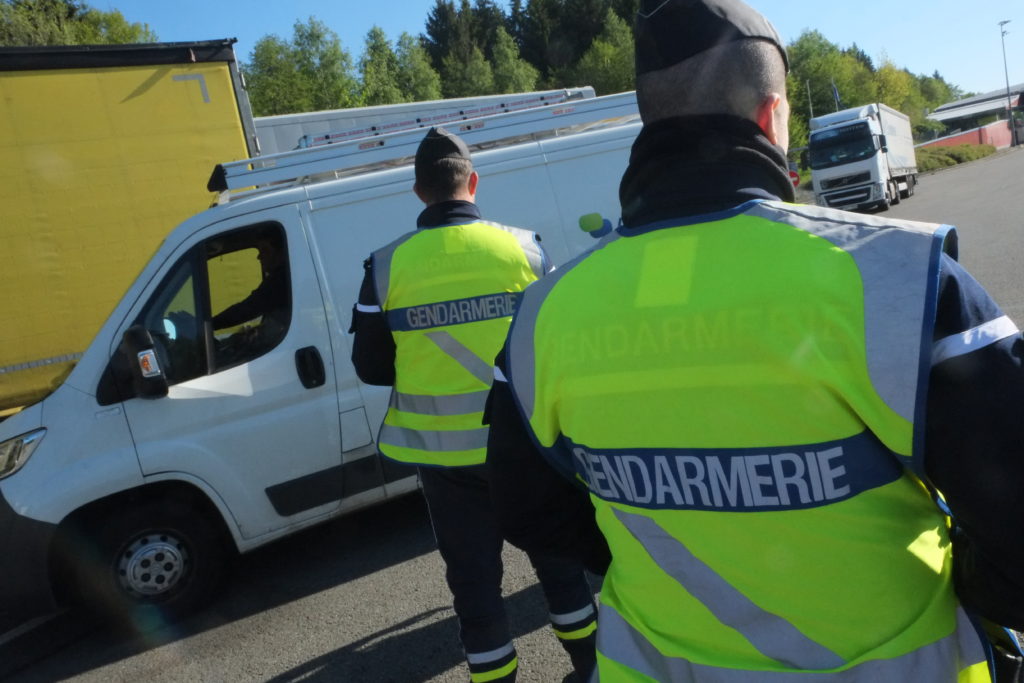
[294,346,326,389]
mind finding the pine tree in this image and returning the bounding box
[360,26,404,105]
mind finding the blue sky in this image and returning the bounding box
[103,1,1022,97]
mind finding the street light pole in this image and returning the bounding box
[999,20,1016,146]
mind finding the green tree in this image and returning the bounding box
[0,0,155,45]
[518,0,567,83]
[442,43,494,96]
[396,31,443,101]
[471,0,505,60]
[244,17,358,116]
[843,43,874,72]
[360,26,404,105]
[571,8,633,94]
[874,58,913,112]
[491,25,537,93]
[293,17,359,111]
[610,0,638,23]
[423,0,459,69]
[245,35,308,115]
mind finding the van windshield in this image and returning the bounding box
[808,122,877,170]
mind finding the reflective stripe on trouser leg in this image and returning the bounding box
[528,551,598,640]
[467,642,518,682]
[550,604,598,640]
[554,609,598,682]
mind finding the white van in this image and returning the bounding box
[0,93,639,626]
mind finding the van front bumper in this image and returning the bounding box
[0,488,59,622]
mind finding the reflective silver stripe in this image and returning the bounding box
[390,389,489,416]
[355,303,381,313]
[493,366,508,382]
[379,424,489,452]
[0,352,83,374]
[933,314,1019,365]
[598,603,986,682]
[613,508,845,670]
[748,202,945,422]
[424,331,494,386]
[466,641,515,664]
[550,604,596,626]
[507,230,623,422]
[482,220,549,278]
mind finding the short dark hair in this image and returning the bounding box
[637,39,787,123]
[415,157,474,203]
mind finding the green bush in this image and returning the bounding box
[917,144,996,172]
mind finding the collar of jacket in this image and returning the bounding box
[416,200,482,228]
[619,114,795,227]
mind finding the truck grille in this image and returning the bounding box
[822,186,873,208]
[820,172,871,190]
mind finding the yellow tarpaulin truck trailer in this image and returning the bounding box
[0,40,258,414]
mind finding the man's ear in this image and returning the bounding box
[413,181,430,205]
[466,171,479,198]
[755,93,784,145]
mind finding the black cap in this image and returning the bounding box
[635,0,789,76]
[415,127,472,177]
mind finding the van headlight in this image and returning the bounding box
[0,429,45,479]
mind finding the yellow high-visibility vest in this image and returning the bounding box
[506,201,990,681]
[374,219,546,467]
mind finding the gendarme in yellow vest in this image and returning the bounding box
[506,200,990,681]
[374,219,546,467]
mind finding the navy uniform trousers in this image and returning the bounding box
[418,463,597,682]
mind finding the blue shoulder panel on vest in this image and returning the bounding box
[910,226,956,481]
[560,431,904,512]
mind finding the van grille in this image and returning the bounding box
[820,172,871,190]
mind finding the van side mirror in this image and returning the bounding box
[120,325,169,399]
[878,134,888,152]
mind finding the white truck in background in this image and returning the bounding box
[0,91,638,630]
[808,102,918,212]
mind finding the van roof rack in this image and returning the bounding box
[295,87,595,150]
[208,91,638,200]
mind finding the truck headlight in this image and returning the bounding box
[0,429,45,479]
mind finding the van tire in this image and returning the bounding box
[63,497,227,631]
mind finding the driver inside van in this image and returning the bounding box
[211,237,289,334]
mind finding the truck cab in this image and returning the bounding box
[808,103,918,212]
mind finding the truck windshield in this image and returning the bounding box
[808,122,877,170]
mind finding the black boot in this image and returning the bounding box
[560,632,596,682]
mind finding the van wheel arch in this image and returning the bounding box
[50,482,236,631]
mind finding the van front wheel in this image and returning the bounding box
[64,498,228,630]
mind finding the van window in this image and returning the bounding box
[141,255,206,384]
[208,227,291,369]
[136,224,291,386]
